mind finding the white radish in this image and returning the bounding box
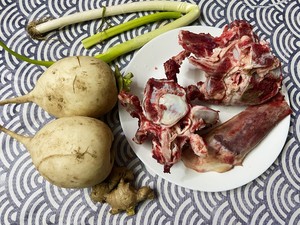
[0,116,115,188]
[0,56,118,118]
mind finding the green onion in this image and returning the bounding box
[4,1,200,65]
[0,40,54,67]
[93,2,200,62]
[27,1,200,62]
[27,1,199,38]
[82,11,182,49]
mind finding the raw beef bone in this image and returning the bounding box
[182,93,292,173]
[118,78,219,173]
[164,20,282,106]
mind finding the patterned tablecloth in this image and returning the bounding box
[0,0,299,224]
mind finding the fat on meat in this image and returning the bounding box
[118,78,219,173]
[164,20,282,105]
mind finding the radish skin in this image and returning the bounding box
[0,56,118,118]
[0,116,115,188]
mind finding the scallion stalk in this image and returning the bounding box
[82,11,182,49]
[28,1,199,39]
[4,1,200,65]
[27,1,200,62]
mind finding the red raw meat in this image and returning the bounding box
[120,20,290,174]
[164,20,282,106]
[182,93,292,173]
[119,78,219,173]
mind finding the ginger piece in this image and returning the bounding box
[91,166,134,202]
[104,179,155,216]
[91,166,155,215]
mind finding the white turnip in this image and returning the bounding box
[0,116,115,188]
[0,56,118,118]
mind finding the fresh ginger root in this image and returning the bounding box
[91,166,134,203]
[91,166,155,215]
[105,179,154,215]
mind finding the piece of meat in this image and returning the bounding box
[118,79,219,173]
[164,20,282,105]
[182,93,292,173]
[164,50,190,82]
[178,31,217,58]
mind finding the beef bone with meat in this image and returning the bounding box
[182,93,292,173]
[164,20,282,106]
[118,78,219,173]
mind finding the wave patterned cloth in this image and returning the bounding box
[0,0,299,224]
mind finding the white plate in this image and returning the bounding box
[118,26,291,192]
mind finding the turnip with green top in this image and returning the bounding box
[0,56,118,118]
[0,116,115,188]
